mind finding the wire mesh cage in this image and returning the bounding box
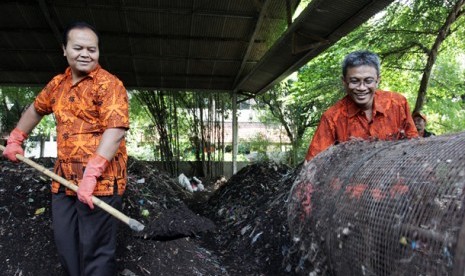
[287,131,465,275]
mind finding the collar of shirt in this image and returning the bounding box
[345,90,386,118]
[64,64,101,85]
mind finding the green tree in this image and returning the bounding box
[0,86,56,157]
[258,0,465,165]
[255,72,340,165]
[0,86,39,133]
[175,91,228,177]
[292,0,465,140]
[132,90,178,175]
[368,0,465,112]
[126,91,158,160]
[132,90,228,177]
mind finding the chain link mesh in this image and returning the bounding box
[287,131,465,275]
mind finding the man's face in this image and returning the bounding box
[63,28,99,79]
[342,65,379,111]
[413,117,426,132]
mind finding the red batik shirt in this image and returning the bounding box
[305,90,418,161]
[34,65,130,196]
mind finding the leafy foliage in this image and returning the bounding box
[0,86,56,157]
[254,0,465,165]
[254,68,342,164]
[130,90,230,177]
[0,87,40,134]
[4,0,465,166]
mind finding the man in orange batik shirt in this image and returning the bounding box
[3,21,129,276]
[305,50,418,161]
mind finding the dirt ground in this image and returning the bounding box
[0,157,302,276]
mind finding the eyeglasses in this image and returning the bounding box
[346,78,377,88]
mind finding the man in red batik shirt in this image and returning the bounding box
[305,50,418,161]
[3,21,129,276]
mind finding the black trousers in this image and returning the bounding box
[51,192,121,276]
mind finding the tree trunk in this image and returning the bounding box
[413,0,465,113]
[135,90,176,175]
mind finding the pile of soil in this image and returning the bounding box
[0,157,302,275]
[199,162,303,275]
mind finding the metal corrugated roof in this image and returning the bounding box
[235,0,396,95]
[0,0,394,96]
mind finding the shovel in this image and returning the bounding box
[0,145,145,232]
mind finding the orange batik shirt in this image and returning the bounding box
[305,90,418,161]
[34,65,130,196]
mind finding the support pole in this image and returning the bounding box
[232,91,238,175]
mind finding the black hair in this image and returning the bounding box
[342,50,380,77]
[62,21,100,47]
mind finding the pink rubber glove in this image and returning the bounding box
[3,128,28,162]
[77,154,109,209]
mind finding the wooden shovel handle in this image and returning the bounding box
[0,145,145,232]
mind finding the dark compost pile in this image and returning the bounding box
[0,157,300,276]
[5,132,463,276]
